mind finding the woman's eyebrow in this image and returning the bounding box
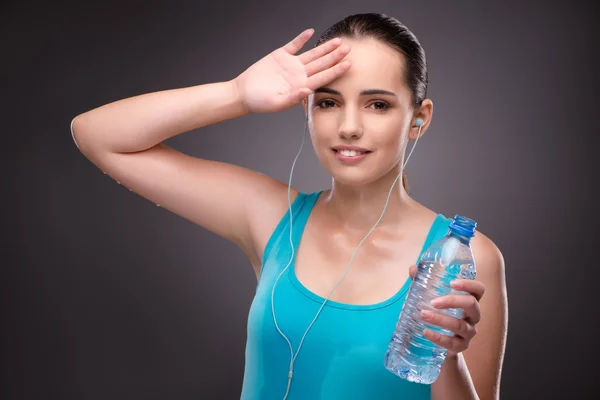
[314,87,397,97]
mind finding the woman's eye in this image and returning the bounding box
[316,100,390,110]
[316,100,336,108]
[371,101,390,111]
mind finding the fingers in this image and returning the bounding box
[305,42,351,77]
[283,31,353,91]
[421,310,476,339]
[305,60,352,91]
[294,88,313,102]
[422,328,468,355]
[298,37,342,64]
[431,294,481,324]
[283,28,314,55]
[409,265,417,279]
[418,277,485,356]
[451,279,485,302]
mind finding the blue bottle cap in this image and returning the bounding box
[449,215,477,238]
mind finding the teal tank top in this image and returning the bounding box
[241,191,452,400]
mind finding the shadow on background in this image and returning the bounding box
[3,0,598,398]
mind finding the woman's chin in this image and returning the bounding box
[328,168,380,187]
[317,152,400,188]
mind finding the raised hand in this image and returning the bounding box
[233,28,352,114]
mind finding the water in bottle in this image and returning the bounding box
[384,215,477,384]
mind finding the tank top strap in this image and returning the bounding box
[258,190,322,284]
[416,213,453,261]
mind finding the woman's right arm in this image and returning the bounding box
[71,28,351,271]
[71,80,248,155]
[71,80,291,269]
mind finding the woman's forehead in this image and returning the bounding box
[338,37,404,68]
[319,38,409,97]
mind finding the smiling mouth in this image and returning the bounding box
[333,149,372,157]
[332,149,372,164]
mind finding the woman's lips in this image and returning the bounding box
[332,149,371,164]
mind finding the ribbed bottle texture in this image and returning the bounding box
[384,215,477,384]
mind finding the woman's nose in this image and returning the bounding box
[338,110,363,140]
[339,129,363,140]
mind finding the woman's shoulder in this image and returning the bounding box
[411,202,501,251]
[471,230,505,279]
[405,201,447,230]
[409,204,503,264]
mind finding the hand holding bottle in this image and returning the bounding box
[407,265,486,357]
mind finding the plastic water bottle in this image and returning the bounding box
[384,215,477,384]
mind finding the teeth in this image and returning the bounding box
[339,149,363,157]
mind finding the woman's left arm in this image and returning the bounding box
[413,232,508,400]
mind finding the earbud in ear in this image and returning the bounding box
[415,117,424,127]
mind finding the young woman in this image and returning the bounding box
[72,13,507,400]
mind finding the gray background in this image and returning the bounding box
[3,0,599,398]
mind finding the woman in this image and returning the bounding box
[72,13,507,400]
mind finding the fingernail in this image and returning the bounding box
[421,310,432,319]
[451,280,462,289]
[431,298,443,308]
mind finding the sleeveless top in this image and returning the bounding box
[241,191,452,400]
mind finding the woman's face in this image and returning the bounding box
[305,37,418,187]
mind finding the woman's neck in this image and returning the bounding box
[322,170,417,232]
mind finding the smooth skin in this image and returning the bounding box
[72,28,507,400]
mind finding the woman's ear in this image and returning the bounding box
[410,99,433,140]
